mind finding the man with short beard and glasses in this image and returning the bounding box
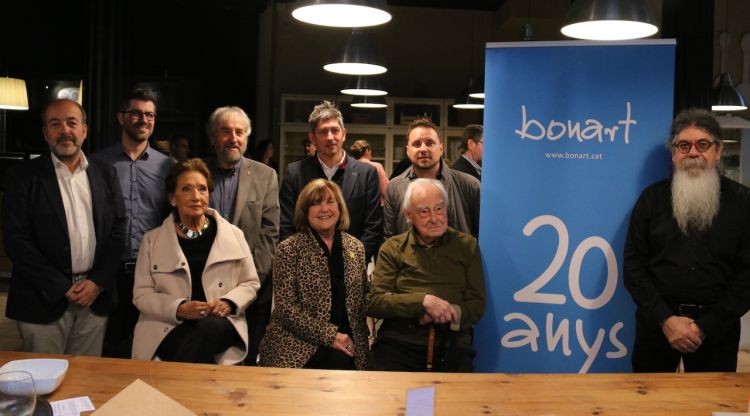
[92,89,172,358]
[624,108,750,372]
[203,106,279,365]
[3,99,125,356]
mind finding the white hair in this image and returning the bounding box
[206,106,252,139]
[402,178,449,215]
[671,160,720,235]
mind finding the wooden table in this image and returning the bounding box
[1,351,748,415]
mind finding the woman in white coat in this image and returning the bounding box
[132,158,260,364]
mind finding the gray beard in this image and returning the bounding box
[671,161,720,235]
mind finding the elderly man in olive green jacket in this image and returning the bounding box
[368,178,485,372]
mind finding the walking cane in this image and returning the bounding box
[426,324,436,371]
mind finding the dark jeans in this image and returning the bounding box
[156,316,241,364]
[371,336,475,372]
[632,311,740,372]
[102,264,139,358]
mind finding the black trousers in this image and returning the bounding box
[244,273,273,365]
[102,264,139,358]
[156,316,241,364]
[631,311,740,372]
[371,337,475,372]
[303,346,355,370]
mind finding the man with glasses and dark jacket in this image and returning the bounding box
[92,89,172,358]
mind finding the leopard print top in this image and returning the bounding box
[259,230,371,369]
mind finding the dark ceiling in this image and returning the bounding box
[249,0,507,13]
[387,0,506,10]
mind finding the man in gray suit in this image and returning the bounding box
[204,106,280,365]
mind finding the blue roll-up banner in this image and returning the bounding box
[475,40,676,373]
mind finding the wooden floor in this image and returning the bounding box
[1,284,749,372]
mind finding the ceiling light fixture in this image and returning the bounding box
[711,0,747,112]
[324,29,387,76]
[561,0,658,41]
[455,13,485,107]
[341,76,387,96]
[351,95,387,108]
[469,77,484,99]
[453,90,484,110]
[292,0,391,28]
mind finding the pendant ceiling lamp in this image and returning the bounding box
[292,0,391,28]
[561,0,658,41]
[0,77,29,110]
[341,76,387,96]
[453,82,484,110]
[713,73,747,112]
[351,95,387,108]
[468,77,484,99]
[453,96,484,110]
[456,13,484,106]
[711,0,747,112]
[324,29,387,76]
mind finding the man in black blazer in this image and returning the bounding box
[451,124,483,182]
[3,99,126,356]
[280,101,382,260]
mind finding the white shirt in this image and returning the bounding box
[51,153,96,275]
[318,151,347,180]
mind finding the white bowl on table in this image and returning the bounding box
[0,359,69,395]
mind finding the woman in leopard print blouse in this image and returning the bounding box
[259,179,370,369]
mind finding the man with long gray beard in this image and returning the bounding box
[624,108,750,372]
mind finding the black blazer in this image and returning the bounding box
[3,153,126,324]
[451,156,481,181]
[280,154,383,260]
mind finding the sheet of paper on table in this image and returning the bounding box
[91,379,196,416]
[51,396,95,416]
[406,386,435,416]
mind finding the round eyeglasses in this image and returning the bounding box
[672,140,717,154]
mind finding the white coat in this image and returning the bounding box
[132,209,260,364]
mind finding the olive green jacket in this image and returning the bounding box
[368,227,486,347]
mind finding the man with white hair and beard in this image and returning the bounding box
[624,108,750,372]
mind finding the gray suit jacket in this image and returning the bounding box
[206,157,280,289]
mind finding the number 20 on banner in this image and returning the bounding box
[515,215,617,308]
[500,215,628,373]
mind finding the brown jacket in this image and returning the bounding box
[259,231,370,369]
[131,209,260,364]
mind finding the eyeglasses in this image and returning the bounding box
[122,109,156,120]
[416,204,446,219]
[672,140,717,154]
